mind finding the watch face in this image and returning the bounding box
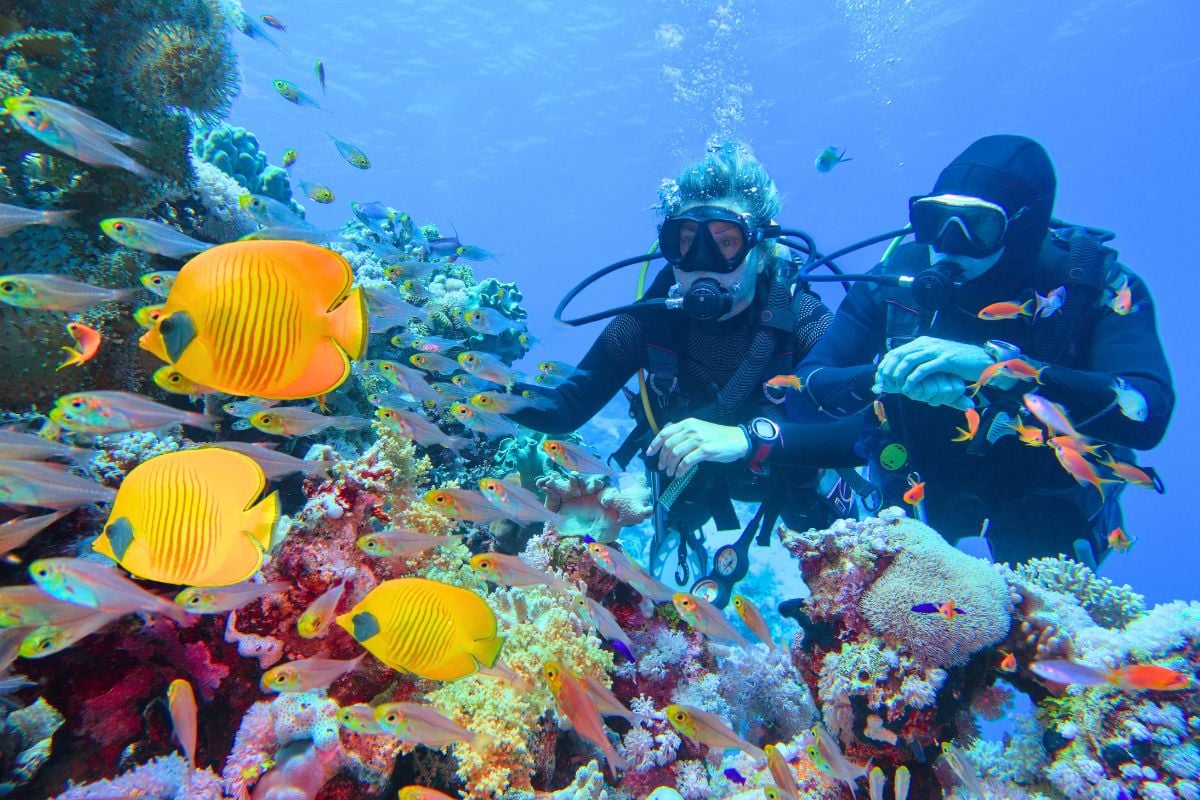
[750,418,778,439]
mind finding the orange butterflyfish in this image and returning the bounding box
[765,374,803,391]
[998,650,1017,672]
[92,448,279,587]
[57,322,101,370]
[951,408,980,442]
[903,480,925,505]
[138,240,368,400]
[336,577,504,681]
[1107,527,1135,553]
[977,298,1033,320]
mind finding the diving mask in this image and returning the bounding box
[909,194,1026,258]
[658,205,774,273]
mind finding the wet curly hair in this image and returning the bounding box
[671,139,781,226]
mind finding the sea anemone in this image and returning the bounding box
[121,20,239,124]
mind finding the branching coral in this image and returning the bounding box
[1017,556,1147,630]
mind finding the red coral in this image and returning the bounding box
[79,664,157,747]
[181,640,232,700]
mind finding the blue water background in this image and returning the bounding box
[227,0,1199,604]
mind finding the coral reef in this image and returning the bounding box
[192,123,292,205]
[537,471,654,543]
[0,697,63,796]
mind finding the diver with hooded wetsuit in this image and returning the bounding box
[792,135,1174,566]
[513,142,862,605]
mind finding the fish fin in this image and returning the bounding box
[268,341,353,399]
[327,286,368,359]
[103,517,136,561]
[472,633,505,669]
[248,490,279,551]
[950,427,972,442]
[162,310,196,362]
[56,347,83,371]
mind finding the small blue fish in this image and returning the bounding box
[723,768,746,785]
[299,180,335,204]
[611,640,634,662]
[273,79,322,109]
[329,134,369,169]
[315,59,326,95]
[454,244,497,262]
[238,13,281,49]
[815,146,852,173]
[351,201,393,236]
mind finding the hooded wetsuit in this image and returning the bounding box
[792,135,1174,564]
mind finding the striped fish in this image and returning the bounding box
[138,240,368,400]
[92,448,278,586]
[336,577,504,682]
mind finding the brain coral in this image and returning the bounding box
[860,517,1012,668]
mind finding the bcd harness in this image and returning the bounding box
[609,260,844,607]
[870,221,1155,534]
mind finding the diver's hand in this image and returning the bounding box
[876,336,992,389]
[885,372,971,408]
[645,418,750,477]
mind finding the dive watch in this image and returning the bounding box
[741,417,781,476]
[984,339,1021,363]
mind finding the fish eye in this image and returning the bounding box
[159,317,174,334]
[70,400,83,409]
[384,712,398,723]
[260,415,273,424]
[1,282,14,293]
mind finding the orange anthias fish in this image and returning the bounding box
[998,650,1017,672]
[545,661,629,779]
[902,480,925,505]
[911,600,967,621]
[1032,659,1191,692]
[167,679,198,768]
[57,322,101,370]
[951,408,981,442]
[1107,527,1135,553]
[1005,417,1045,446]
[1048,438,1118,500]
[139,240,368,400]
[969,358,1045,396]
[977,298,1033,320]
[1099,455,1157,490]
[1109,278,1138,315]
[765,374,804,391]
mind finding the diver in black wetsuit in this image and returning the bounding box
[792,135,1174,566]
[512,141,862,604]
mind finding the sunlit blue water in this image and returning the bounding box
[229,0,1199,605]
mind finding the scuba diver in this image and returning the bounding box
[791,134,1174,567]
[513,141,862,606]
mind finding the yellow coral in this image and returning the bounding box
[425,584,615,798]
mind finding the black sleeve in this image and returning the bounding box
[508,313,644,435]
[791,281,884,417]
[1030,271,1174,450]
[764,294,866,468]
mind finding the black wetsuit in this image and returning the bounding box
[792,136,1175,564]
[512,272,862,533]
